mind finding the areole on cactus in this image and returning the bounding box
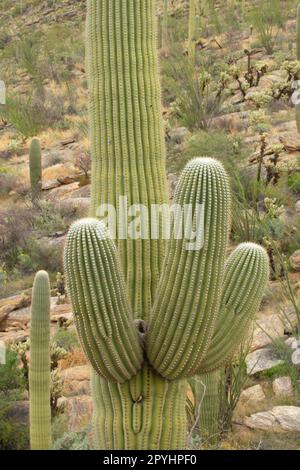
[63,0,270,450]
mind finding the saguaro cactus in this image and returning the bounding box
[29,271,52,450]
[296,5,300,132]
[188,0,197,62]
[29,138,42,195]
[64,0,269,450]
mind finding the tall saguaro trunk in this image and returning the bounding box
[87,0,169,322]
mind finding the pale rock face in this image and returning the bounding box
[61,365,91,397]
[240,385,266,404]
[245,406,300,432]
[272,376,294,397]
[290,250,300,271]
[295,200,300,213]
[246,347,284,375]
[251,315,284,351]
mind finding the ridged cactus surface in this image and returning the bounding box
[29,271,52,450]
[87,0,168,322]
[147,158,231,380]
[64,219,143,383]
[29,138,42,195]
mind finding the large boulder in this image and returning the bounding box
[245,406,300,432]
[251,315,284,351]
[240,385,266,405]
[273,377,294,397]
[246,347,284,375]
[290,250,300,271]
[61,365,91,396]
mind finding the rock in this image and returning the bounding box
[290,250,300,271]
[61,365,91,396]
[0,293,31,331]
[246,347,284,375]
[6,401,29,426]
[251,315,284,351]
[296,201,300,213]
[292,349,300,366]
[279,133,300,152]
[245,406,300,432]
[273,377,294,397]
[60,395,93,432]
[167,173,179,197]
[169,127,189,144]
[0,330,30,346]
[281,305,299,333]
[240,385,266,404]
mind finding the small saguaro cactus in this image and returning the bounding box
[296,5,300,133]
[29,271,52,450]
[29,138,42,196]
[63,0,270,450]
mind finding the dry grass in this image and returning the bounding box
[59,346,88,370]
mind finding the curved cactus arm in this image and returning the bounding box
[198,243,270,373]
[147,158,231,380]
[64,219,143,383]
[29,271,52,450]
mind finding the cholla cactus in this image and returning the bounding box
[29,271,52,450]
[64,0,270,450]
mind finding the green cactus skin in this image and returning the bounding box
[87,0,169,322]
[188,0,196,62]
[200,242,270,373]
[29,271,52,450]
[147,158,231,380]
[64,0,270,450]
[197,370,221,443]
[296,5,300,133]
[29,138,42,195]
[91,366,187,450]
[64,219,143,383]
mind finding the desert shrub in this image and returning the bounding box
[53,328,79,353]
[52,430,90,450]
[163,52,227,130]
[0,350,29,450]
[247,0,286,54]
[288,172,300,195]
[0,171,19,195]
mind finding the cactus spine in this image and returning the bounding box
[29,271,52,450]
[296,5,300,133]
[64,0,270,450]
[188,0,197,62]
[29,138,42,196]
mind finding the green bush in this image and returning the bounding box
[0,350,29,450]
[52,329,79,352]
[288,172,300,194]
[52,431,90,450]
